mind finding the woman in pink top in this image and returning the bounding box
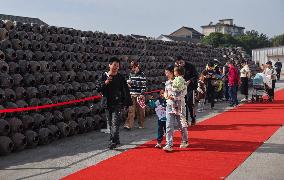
[228,61,240,107]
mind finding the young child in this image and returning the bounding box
[171,67,187,115]
[148,90,167,148]
[196,75,206,112]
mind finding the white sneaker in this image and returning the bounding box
[240,98,248,102]
[100,129,110,134]
[155,143,162,148]
[179,142,189,148]
[163,145,173,152]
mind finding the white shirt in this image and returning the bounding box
[263,67,276,80]
[165,80,187,105]
[240,65,250,78]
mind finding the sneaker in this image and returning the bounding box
[100,128,110,134]
[163,145,173,152]
[180,142,189,148]
[124,126,131,130]
[240,98,248,102]
[155,143,162,148]
[138,126,145,129]
[115,140,121,145]
[108,142,117,150]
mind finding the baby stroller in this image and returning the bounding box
[251,73,266,103]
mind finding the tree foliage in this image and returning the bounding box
[271,33,284,47]
[201,30,271,55]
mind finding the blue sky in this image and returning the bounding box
[1,0,283,38]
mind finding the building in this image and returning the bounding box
[0,14,47,25]
[156,34,200,43]
[131,34,150,40]
[252,46,284,70]
[157,26,203,43]
[201,19,245,36]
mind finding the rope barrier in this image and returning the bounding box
[0,95,102,114]
[0,89,161,114]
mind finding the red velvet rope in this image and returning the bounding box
[143,90,161,95]
[0,90,161,114]
[0,95,102,114]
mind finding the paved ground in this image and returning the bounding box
[0,79,283,180]
[228,126,284,180]
[228,79,284,180]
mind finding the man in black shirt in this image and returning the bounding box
[202,62,217,109]
[97,57,132,149]
[222,62,230,101]
[274,59,282,80]
[175,56,198,126]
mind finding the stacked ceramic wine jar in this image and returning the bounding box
[0,20,107,155]
[0,19,248,155]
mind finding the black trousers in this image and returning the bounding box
[157,120,166,143]
[266,80,276,100]
[206,86,215,108]
[223,80,229,100]
[276,70,281,80]
[107,107,122,143]
[240,77,249,96]
[186,90,196,122]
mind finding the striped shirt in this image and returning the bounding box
[128,71,147,95]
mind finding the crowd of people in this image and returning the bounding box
[97,56,282,150]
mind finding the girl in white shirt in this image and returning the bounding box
[240,61,251,102]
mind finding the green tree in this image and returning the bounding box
[201,32,226,47]
[201,32,238,48]
[271,33,284,46]
[221,34,238,47]
[235,30,271,55]
[201,30,271,55]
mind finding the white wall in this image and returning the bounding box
[252,46,284,72]
[202,27,216,36]
[156,36,173,42]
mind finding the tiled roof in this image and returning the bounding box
[0,14,47,25]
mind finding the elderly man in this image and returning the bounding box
[175,56,198,126]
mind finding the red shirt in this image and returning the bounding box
[228,64,240,87]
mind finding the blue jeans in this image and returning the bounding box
[165,104,188,147]
[223,81,229,100]
[107,107,122,144]
[229,85,238,106]
[157,120,166,143]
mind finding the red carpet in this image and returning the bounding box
[63,90,284,180]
